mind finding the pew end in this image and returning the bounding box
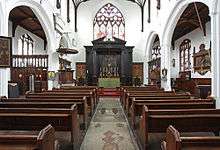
[37,124,55,150]
[164,125,181,150]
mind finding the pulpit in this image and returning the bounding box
[85,37,134,86]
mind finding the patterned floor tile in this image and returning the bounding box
[80,98,138,150]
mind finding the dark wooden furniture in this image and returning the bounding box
[124,92,190,112]
[0,105,81,149]
[161,125,220,150]
[0,97,89,129]
[175,78,211,98]
[148,58,161,86]
[130,98,215,128]
[11,55,48,95]
[85,37,134,86]
[0,125,55,150]
[58,69,74,84]
[139,107,220,150]
[25,92,95,115]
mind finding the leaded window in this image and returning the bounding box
[180,39,191,71]
[151,42,161,60]
[93,3,125,40]
[18,34,34,55]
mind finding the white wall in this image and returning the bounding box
[171,21,211,79]
[69,0,147,73]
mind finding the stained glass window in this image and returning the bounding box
[180,39,191,71]
[93,3,125,40]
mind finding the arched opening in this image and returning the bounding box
[8,6,48,96]
[170,2,211,98]
[93,3,125,40]
[148,35,161,87]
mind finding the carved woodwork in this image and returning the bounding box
[132,62,143,86]
[85,37,133,86]
[58,69,74,84]
[175,78,211,98]
[148,58,161,85]
[76,62,86,85]
[193,44,211,75]
[11,55,48,95]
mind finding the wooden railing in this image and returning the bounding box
[12,55,48,68]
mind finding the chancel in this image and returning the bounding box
[0,0,220,150]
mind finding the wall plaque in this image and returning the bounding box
[0,36,12,67]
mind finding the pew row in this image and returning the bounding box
[161,125,220,150]
[0,105,81,149]
[25,93,95,115]
[130,99,215,128]
[0,97,89,129]
[125,93,191,113]
[0,125,55,150]
[138,106,220,150]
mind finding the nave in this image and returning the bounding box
[1,85,220,150]
[0,0,220,149]
[81,98,138,150]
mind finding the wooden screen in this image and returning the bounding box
[76,62,86,85]
[132,62,143,86]
[11,55,48,94]
[148,38,161,86]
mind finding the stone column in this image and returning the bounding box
[0,9,10,97]
[210,8,220,108]
[160,44,171,91]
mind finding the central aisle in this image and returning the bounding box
[80,98,139,150]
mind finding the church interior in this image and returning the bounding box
[0,0,220,149]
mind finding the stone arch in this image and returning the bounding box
[160,0,211,90]
[6,0,55,53]
[161,0,210,47]
[145,31,161,61]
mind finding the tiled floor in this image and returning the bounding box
[80,98,139,150]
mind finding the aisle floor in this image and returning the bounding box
[80,98,139,150]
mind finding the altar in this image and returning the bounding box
[85,37,134,86]
[98,78,120,88]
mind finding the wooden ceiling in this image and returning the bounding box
[172,2,210,42]
[9,6,46,41]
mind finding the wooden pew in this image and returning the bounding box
[121,89,168,106]
[161,125,220,150]
[120,85,162,102]
[130,98,215,128]
[0,125,55,150]
[51,88,99,105]
[125,93,191,112]
[58,86,99,101]
[139,107,220,150]
[0,105,81,149]
[122,91,175,109]
[0,98,89,129]
[25,93,95,115]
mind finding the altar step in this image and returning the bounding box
[98,88,121,97]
